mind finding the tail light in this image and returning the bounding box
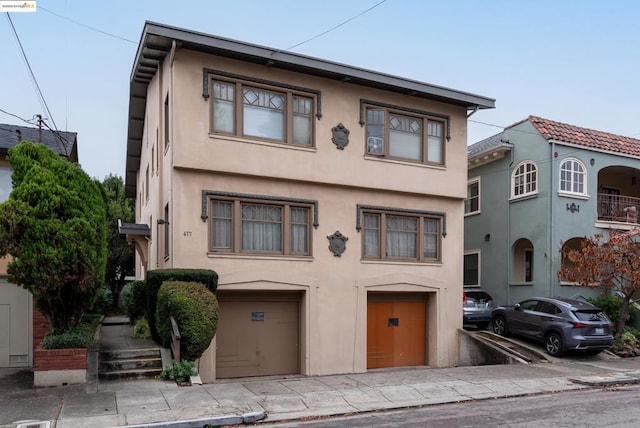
[572,322,589,328]
[463,291,467,303]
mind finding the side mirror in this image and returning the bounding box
[514,303,521,310]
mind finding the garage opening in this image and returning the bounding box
[367,292,428,369]
[216,291,301,378]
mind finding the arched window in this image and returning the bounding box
[512,161,537,198]
[513,238,534,282]
[559,158,586,195]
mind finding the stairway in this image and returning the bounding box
[98,348,164,380]
[97,316,169,381]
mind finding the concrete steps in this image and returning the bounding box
[98,348,164,380]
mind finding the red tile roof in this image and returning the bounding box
[525,115,640,157]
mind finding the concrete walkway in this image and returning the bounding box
[2,320,640,428]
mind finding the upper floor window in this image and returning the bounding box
[464,251,480,286]
[210,197,312,256]
[0,166,11,203]
[559,158,586,195]
[465,178,480,215]
[164,95,170,149]
[512,161,537,198]
[365,105,444,165]
[361,208,441,262]
[212,80,314,146]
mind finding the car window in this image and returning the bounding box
[574,310,609,322]
[464,291,492,303]
[536,301,560,315]
[518,300,539,310]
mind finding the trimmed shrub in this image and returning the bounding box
[42,314,102,349]
[91,287,112,314]
[145,269,218,341]
[156,281,218,361]
[125,280,147,322]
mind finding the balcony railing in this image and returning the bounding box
[597,193,640,223]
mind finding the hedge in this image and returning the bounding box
[145,269,218,342]
[156,281,219,361]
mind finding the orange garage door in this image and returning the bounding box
[367,295,426,369]
[216,292,300,378]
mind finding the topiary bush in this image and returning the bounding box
[145,269,218,342]
[91,286,112,314]
[156,281,218,361]
[124,280,146,322]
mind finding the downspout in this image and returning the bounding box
[168,40,177,268]
[506,146,514,304]
[549,140,556,297]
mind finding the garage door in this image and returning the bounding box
[367,293,426,369]
[0,279,30,368]
[216,292,300,378]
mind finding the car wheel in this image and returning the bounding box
[492,316,508,336]
[476,322,490,330]
[545,332,564,357]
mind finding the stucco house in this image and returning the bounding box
[123,22,495,381]
[465,115,640,307]
[0,123,78,368]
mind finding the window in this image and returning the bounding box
[512,161,537,198]
[145,165,149,203]
[465,178,480,214]
[151,145,155,176]
[361,208,441,262]
[559,158,586,195]
[212,79,314,146]
[365,105,445,165]
[164,95,170,149]
[0,166,11,203]
[513,238,533,282]
[209,197,312,256]
[464,252,480,286]
[524,249,533,282]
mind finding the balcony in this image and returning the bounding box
[597,193,639,224]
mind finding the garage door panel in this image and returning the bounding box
[367,298,426,369]
[216,298,299,378]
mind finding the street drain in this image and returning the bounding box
[15,421,51,428]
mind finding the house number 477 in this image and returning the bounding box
[183,231,192,237]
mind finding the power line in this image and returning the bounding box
[0,108,33,125]
[6,14,59,134]
[39,6,137,44]
[284,0,388,51]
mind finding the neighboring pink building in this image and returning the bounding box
[123,22,494,381]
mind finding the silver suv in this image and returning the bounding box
[491,297,613,356]
[463,288,494,329]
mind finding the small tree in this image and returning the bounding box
[558,229,640,335]
[102,174,135,308]
[0,141,107,331]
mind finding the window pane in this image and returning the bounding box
[290,207,309,254]
[367,109,385,153]
[386,215,417,258]
[464,253,479,285]
[363,213,380,257]
[389,113,421,160]
[293,96,312,145]
[241,203,283,252]
[0,166,11,202]
[427,122,443,163]
[466,181,479,213]
[243,88,284,140]
[212,201,233,249]
[213,82,235,133]
[423,218,439,259]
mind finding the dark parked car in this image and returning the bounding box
[491,297,613,356]
[463,288,494,329]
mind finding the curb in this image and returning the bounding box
[116,411,265,428]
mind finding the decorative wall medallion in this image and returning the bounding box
[327,230,348,257]
[331,123,350,150]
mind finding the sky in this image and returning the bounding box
[1,0,639,181]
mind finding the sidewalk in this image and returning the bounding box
[2,322,640,428]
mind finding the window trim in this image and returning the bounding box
[464,250,481,286]
[205,194,315,256]
[511,160,538,200]
[356,204,446,263]
[558,157,588,197]
[465,177,481,215]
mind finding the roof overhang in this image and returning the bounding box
[468,143,513,169]
[125,21,496,196]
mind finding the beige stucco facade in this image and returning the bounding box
[127,23,494,382]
